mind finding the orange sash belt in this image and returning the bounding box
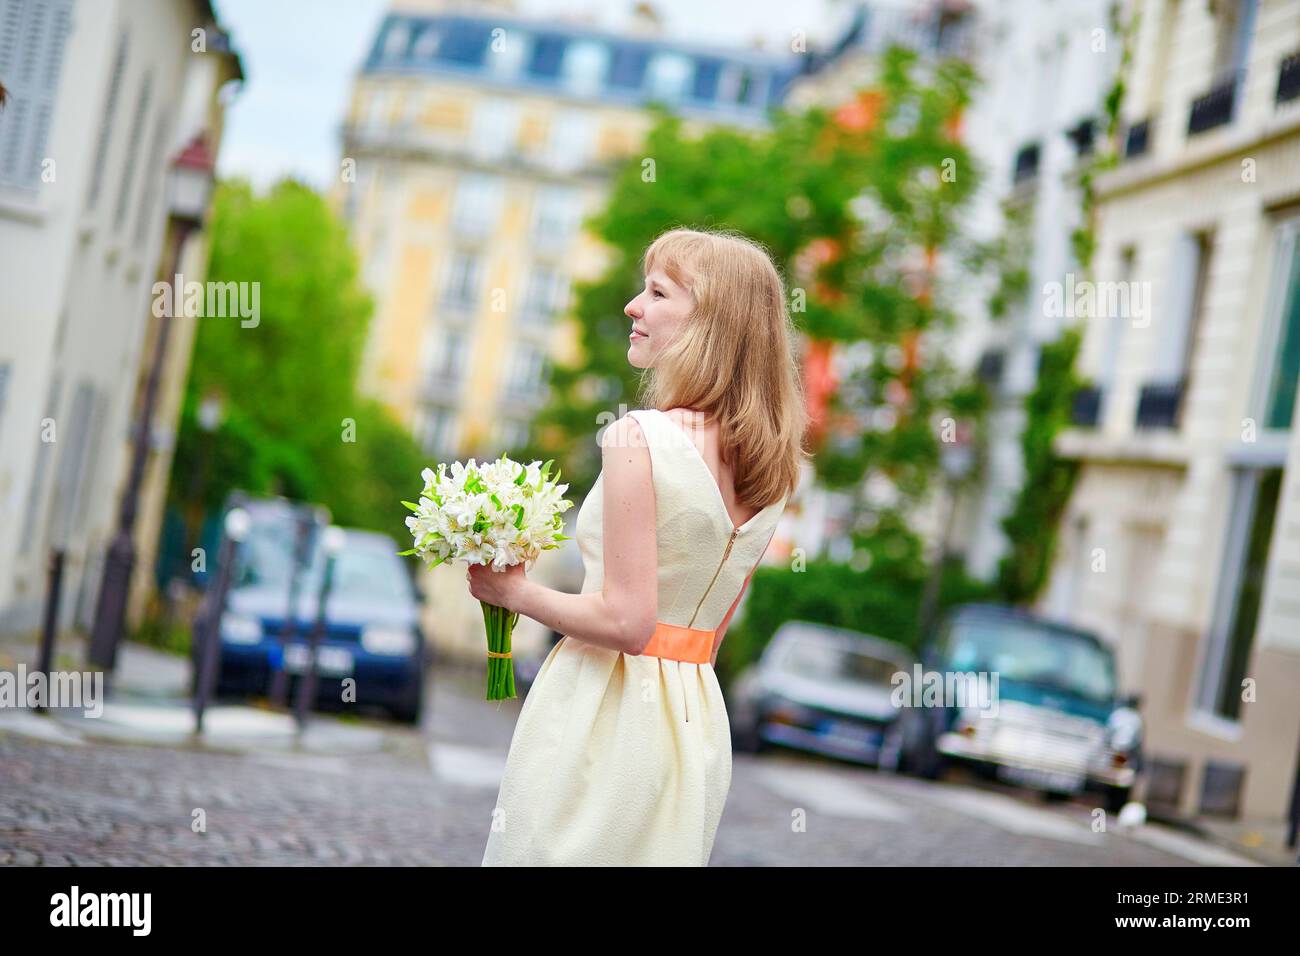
[640,622,715,664]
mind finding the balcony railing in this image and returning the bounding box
[1135,380,1185,429]
[1123,118,1150,159]
[1188,77,1238,135]
[1278,51,1300,105]
[1071,386,1103,427]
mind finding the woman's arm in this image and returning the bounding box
[507,414,658,655]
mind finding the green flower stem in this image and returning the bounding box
[480,599,519,701]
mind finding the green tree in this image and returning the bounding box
[168,178,425,540]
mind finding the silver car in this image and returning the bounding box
[728,621,917,766]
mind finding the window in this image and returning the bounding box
[20,374,60,554]
[430,328,469,382]
[381,19,410,59]
[607,44,649,89]
[545,109,593,172]
[528,34,567,79]
[451,173,503,237]
[1199,467,1281,721]
[85,31,129,208]
[487,28,527,78]
[112,71,153,229]
[562,40,608,96]
[1258,220,1300,431]
[133,110,172,243]
[692,58,723,101]
[1095,246,1135,399]
[411,25,440,59]
[1212,0,1257,86]
[469,99,518,161]
[438,21,492,66]
[531,185,581,244]
[521,266,569,324]
[1141,232,1211,424]
[0,0,73,192]
[647,52,691,102]
[415,405,459,459]
[442,250,482,310]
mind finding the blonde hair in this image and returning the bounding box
[638,226,811,509]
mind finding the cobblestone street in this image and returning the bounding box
[0,662,1264,867]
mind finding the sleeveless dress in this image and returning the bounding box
[481,408,789,866]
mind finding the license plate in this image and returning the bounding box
[818,719,868,745]
[998,764,1084,793]
[283,644,353,677]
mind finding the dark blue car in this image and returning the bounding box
[194,499,428,724]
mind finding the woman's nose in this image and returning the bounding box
[624,297,640,319]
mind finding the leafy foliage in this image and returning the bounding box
[167,178,426,541]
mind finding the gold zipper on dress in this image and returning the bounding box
[687,527,740,631]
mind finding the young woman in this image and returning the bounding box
[470,227,809,866]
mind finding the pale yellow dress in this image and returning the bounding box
[481,408,788,866]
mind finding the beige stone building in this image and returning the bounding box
[1045,0,1300,825]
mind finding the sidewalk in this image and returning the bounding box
[1177,814,1299,869]
[0,630,417,758]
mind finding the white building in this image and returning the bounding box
[0,0,241,640]
[953,0,1121,580]
[1044,0,1300,824]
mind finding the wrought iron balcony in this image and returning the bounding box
[1071,386,1102,427]
[1135,380,1185,429]
[1187,77,1237,135]
[1278,51,1300,105]
[1123,118,1150,159]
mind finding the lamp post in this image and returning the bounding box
[88,134,216,676]
[917,420,974,643]
[294,526,347,732]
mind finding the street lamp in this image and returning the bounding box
[917,419,975,642]
[88,133,217,676]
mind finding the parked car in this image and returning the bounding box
[193,498,429,724]
[728,621,917,766]
[879,603,1142,812]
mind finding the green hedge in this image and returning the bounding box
[716,556,994,688]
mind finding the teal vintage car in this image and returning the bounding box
[879,604,1142,813]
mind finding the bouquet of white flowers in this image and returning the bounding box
[401,456,573,700]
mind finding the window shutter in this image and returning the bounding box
[0,0,73,192]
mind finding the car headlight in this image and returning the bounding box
[1107,706,1142,751]
[361,625,417,656]
[220,612,263,644]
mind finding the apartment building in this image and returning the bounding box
[1044,0,1300,823]
[0,0,241,639]
[337,3,806,459]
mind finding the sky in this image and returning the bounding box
[211,0,853,190]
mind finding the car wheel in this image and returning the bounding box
[913,730,946,781]
[390,677,425,726]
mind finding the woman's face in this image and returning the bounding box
[624,268,694,369]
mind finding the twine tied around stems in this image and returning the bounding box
[486,650,512,658]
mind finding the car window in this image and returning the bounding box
[944,618,1115,702]
[232,517,300,590]
[303,539,414,603]
[777,632,901,686]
